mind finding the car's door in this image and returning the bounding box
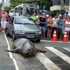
[8,17,14,35]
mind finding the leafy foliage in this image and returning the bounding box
[4,0,51,11]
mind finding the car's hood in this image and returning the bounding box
[14,24,40,32]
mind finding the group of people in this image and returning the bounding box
[31,12,70,41]
[1,10,70,41]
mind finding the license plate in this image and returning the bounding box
[26,35,34,38]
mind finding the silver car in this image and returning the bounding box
[5,16,41,42]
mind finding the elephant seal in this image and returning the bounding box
[5,38,47,57]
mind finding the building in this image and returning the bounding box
[0,0,2,4]
[0,0,10,7]
[4,0,10,7]
[50,0,69,11]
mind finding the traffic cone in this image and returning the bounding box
[62,31,68,42]
[51,30,57,42]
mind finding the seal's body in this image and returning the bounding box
[5,38,46,57]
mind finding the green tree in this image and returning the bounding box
[5,0,50,11]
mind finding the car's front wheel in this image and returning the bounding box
[36,39,40,42]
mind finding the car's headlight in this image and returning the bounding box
[14,30,25,34]
[36,31,41,34]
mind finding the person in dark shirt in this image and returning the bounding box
[38,14,46,38]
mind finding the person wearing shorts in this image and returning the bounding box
[0,16,1,26]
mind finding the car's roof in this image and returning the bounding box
[12,16,29,18]
[13,16,34,21]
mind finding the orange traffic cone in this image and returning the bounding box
[51,30,57,42]
[62,31,68,42]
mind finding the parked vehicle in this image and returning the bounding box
[9,3,39,16]
[5,16,41,42]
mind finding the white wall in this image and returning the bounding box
[50,5,61,11]
[0,0,2,4]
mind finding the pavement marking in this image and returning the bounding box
[64,48,70,52]
[46,47,70,64]
[3,32,19,70]
[36,53,61,70]
[41,40,70,43]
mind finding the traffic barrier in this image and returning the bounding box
[62,31,68,42]
[51,30,57,42]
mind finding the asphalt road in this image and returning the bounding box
[0,31,70,70]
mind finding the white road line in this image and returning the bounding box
[64,48,70,52]
[36,53,61,70]
[41,40,70,43]
[3,32,19,70]
[46,47,70,64]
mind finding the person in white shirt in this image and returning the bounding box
[1,19,8,31]
[65,16,70,40]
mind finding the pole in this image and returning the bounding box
[1,0,4,11]
[61,0,64,15]
[69,0,70,14]
[61,0,64,10]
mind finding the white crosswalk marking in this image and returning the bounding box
[46,47,70,64]
[36,53,61,70]
[64,48,70,52]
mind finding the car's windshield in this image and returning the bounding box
[15,17,35,25]
[14,17,39,29]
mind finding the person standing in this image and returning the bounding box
[65,15,70,40]
[57,15,65,40]
[47,16,53,40]
[38,13,46,38]
[30,12,38,22]
[51,15,58,38]
[1,18,8,31]
[0,15,2,31]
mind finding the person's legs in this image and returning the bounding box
[40,27,43,38]
[60,28,63,40]
[57,28,60,40]
[47,26,52,40]
[43,27,46,38]
[51,27,57,38]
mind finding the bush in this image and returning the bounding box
[4,7,11,11]
[47,10,60,17]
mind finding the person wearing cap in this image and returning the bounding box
[38,13,47,38]
[57,15,65,40]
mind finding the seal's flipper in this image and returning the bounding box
[36,48,47,53]
[4,49,17,53]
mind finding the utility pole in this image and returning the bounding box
[61,0,64,15]
[69,0,70,14]
[61,0,64,10]
[1,0,4,11]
